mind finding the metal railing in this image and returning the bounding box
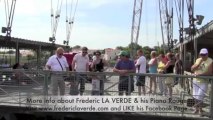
[0,69,212,119]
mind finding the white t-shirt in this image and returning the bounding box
[135,55,146,73]
[46,55,69,71]
[73,53,89,72]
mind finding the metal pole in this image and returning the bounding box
[193,37,197,60]
[15,41,19,63]
[128,75,132,95]
[37,45,41,69]
[210,79,213,118]
[44,72,49,96]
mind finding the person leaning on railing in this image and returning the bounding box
[90,50,108,95]
[191,48,213,114]
[113,51,136,96]
[71,47,89,96]
[45,47,69,96]
[157,54,167,96]
[164,53,175,98]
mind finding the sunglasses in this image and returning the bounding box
[82,51,87,54]
[200,54,207,56]
[59,53,63,56]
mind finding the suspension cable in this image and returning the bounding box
[50,0,63,43]
[145,0,149,46]
[8,0,16,30]
[2,0,16,38]
[65,0,78,46]
[4,0,8,25]
[53,0,63,36]
[155,0,158,47]
[158,0,165,51]
[174,0,184,42]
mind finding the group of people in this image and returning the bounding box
[113,49,183,97]
[113,48,212,114]
[45,47,107,96]
[45,47,212,114]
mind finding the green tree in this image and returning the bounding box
[116,46,125,50]
[7,50,15,54]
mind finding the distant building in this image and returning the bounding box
[104,48,120,60]
[20,50,34,57]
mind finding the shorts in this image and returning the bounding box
[136,76,146,86]
[165,77,174,86]
[118,76,134,92]
[164,74,174,86]
[193,80,208,101]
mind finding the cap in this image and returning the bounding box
[199,48,208,54]
[118,51,129,57]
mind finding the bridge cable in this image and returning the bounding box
[65,0,78,46]
[50,0,63,43]
[2,0,16,38]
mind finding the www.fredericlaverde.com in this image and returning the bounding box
[24,105,109,112]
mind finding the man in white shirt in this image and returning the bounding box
[135,49,147,95]
[46,47,69,95]
[71,47,89,95]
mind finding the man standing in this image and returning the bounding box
[135,49,147,95]
[113,51,135,95]
[191,48,212,114]
[46,47,69,95]
[71,47,89,95]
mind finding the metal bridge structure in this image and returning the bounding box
[130,0,143,58]
[0,35,66,68]
[0,70,213,120]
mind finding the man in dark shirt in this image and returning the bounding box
[113,51,136,95]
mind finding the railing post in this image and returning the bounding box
[44,71,49,96]
[128,75,132,95]
[210,79,213,118]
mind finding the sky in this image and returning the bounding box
[0,0,213,49]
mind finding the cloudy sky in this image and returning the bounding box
[0,0,213,49]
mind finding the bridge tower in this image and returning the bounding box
[130,0,143,58]
[159,0,174,52]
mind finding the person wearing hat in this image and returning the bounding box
[113,51,136,95]
[191,48,213,114]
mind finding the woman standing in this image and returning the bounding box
[148,51,158,94]
[91,51,108,95]
[157,53,167,95]
[191,48,212,114]
[164,53,175,98]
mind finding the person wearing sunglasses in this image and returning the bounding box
[90,51,108,95]
[45,47,69,96]
[191,48,213,114]
[71,47,89,95]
